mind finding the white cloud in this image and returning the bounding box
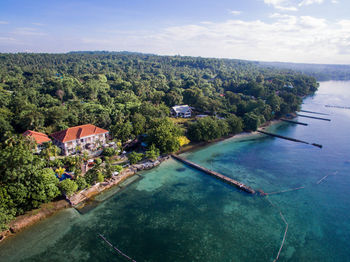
[331,0,339,3]
[264,0,326,10]
[264,0,298,11]
[13,27,46,36]
[229,10,242,15]
[299,0,324,6]
[115,15,349,64]
[32,22,44,26]
[0,37,15,42]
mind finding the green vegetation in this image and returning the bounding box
[128,152,144,164]
[59,179,78,197]
[0,52,318,230]
[187,117,230,142]
[260,61,350,81]
[147,118,182,153]
[0,136,60,230]
[145,144,160,161]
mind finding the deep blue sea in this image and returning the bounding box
[0,81,349,262]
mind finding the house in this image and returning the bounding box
[23,130,51,152]
[284,83,294,89]
[171,105,192,118]
[50,124,109,156]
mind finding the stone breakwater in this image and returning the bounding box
[68,156,170,206]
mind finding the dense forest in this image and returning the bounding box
[0,52,318,230]
[260,61,350,81]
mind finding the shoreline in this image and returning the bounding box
[0,119,283,243]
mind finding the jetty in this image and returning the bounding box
[171,154,256,194]
[299,110,329,116]
[257,130,322,148]
[325,105,350,110]
[281,118,308,126]
[296,114,331,121]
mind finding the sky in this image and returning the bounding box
[0,0,349,64]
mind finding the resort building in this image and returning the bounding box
[171,105,192,118]
[50,124,109,156]
[23,130,52,152]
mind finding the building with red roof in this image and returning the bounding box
[51,124,109,155]
[23,130,51,144]
[23,130,52,153]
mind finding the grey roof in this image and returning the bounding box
[172,105,191,114]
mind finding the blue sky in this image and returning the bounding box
[0,0,349,64]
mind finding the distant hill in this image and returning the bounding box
[259,61,350,81]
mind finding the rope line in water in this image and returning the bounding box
[266,187,305,195]
[316,171,338,185]
[265,197,289,262]
[98,234,136,262]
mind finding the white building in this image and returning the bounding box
[171,105,192,118]
[51,124,109,156]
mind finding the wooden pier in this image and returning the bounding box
[257,130,322,148]
[299,110,329,116]
[296,114,331,121]
[325,105,350,110]
[281,118,308,126]
[171,154,256,194]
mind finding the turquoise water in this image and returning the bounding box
[1,81,350,261]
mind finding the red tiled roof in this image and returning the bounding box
[50,124,108,143]
[23,130,51,145]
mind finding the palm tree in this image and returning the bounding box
[55,167,66,178]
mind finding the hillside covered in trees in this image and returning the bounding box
[0,52,318,230]
[0,52,318,140]
[260,61,350,81]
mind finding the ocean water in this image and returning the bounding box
[0,81,349,262]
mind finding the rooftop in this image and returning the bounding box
[51,124,108,143]
[172,105,191,113]
[23,130,51,145]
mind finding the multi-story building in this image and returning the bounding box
[51,124,109,156]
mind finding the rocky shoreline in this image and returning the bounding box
[0,120,283,243]
[68,156,170,206]
[0,156,170,243]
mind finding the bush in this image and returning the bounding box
[187,117,229,142]
[59,179,78,196]
[225,114,243,134]
[75,176,88,190]
[97,173,105,183]
[145,144,160,160]
[128,152,144,164]
[94,157,102,165]
[178,136,190,147]
[102,147,117,157]
[114,165,123,172]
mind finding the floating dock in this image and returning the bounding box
[281,118,308,126]
[257,130,322,148]
[171,154,256,194]
[296,114,331,121]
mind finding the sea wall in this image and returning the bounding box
[68,156,170,206]
[0,156,170,243]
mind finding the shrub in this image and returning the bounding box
[59,179,78,196]
[128,152,144,164]
[75,176,88,190]
[102,147,116,157]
